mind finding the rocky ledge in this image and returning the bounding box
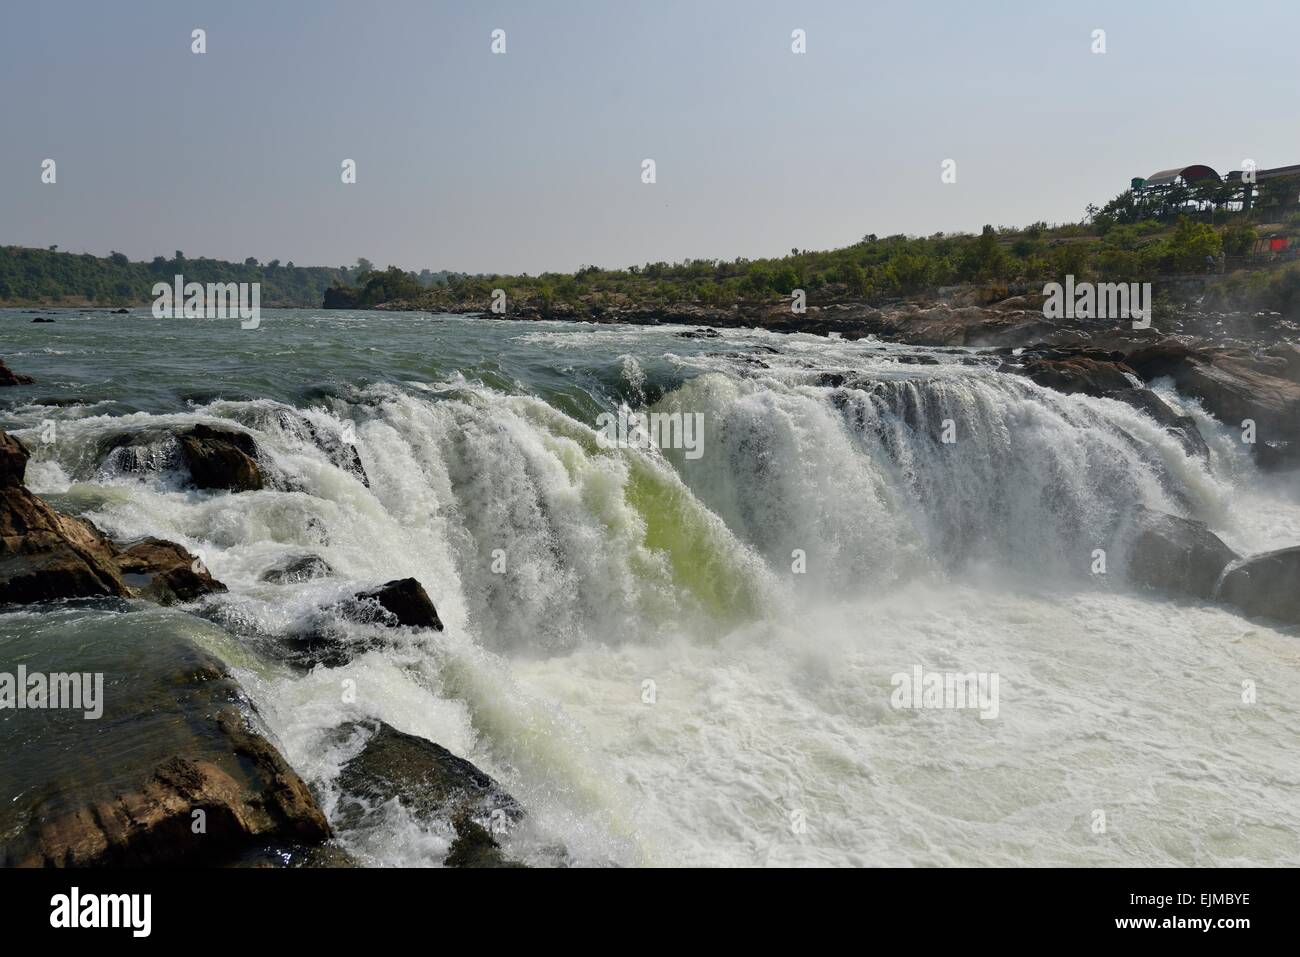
[2,648,334,867]
[1,430,226,605]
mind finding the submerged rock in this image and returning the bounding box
[1106,388,1210,460]
[333,719,524,866]
[1218,546,1300,625]
[260,553,334,584]
[116,538,227,605]
[1123,507,1238,601]
[177,424,264,492]
[281,577,442,668]
[0,359,34,386]
[272,409,369,487]
[445,815,526,868]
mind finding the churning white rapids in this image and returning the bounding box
[4,309,1299,866]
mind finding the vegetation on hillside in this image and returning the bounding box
[4,185,1298,317]
[327,213,1296,314]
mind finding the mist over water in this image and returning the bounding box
[4,309,1299,866]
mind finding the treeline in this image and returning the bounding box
[0,248,463,307]
[0,246,348,306]
[326,214,1289,313]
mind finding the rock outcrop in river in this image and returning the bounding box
[2,651,333,867]
[1,430,226,605]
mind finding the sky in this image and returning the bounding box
[1,0,1297,275]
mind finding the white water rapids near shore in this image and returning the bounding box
[5,312,1300,866]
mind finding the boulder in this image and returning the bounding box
[333,719,523,866]
[1,485,134,604]
[177,424,264,492]
[0,359,34,386]
[116,538,227,605]
[1123,507,1238,600]
[1,429,228,607]
[1015,356,1138,397]
[9,713,329,867]
[355,577,443,630]
[281,578,442,668]
[260,553,334,584]
[1218,546,1300,625]
[1125,340,1300,465]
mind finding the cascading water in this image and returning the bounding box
[3,311,1298,866]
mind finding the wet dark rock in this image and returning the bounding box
[676,327,720,339]
[445,814,526,868]
[0,359,34,387]
[1123,506,1239,601]
[177,424,264,492]
[276,410,368,487]
[354,577,443,630]
[1014,356,1138,397]
[1106,389,1210,460]
[1218,546,1300,625]
[97,429,183,476]
[1,432,29,486]
[333,719,524,866]
[260,553,334,584]
[116,538,227,605]
[31,317,55,323]
[280,578,442,668]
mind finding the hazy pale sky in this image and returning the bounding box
[2,0,1297,275]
